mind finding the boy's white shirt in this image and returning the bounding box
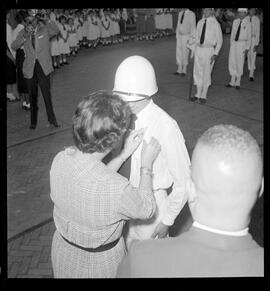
[130,99,191,226]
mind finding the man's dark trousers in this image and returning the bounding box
[27,60,57,126]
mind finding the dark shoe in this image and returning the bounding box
[29,124,36,130]
[235,86,240,90]
[173,72,180,75]
[249,77,254,82]
[199,99,206,104]
[48,122,60,128]
[190,97,198,102]
[225,84,233,88]
[181,73,186,77]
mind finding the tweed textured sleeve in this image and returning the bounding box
[117,183,156,220]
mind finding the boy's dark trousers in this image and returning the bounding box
[27,60,57,127]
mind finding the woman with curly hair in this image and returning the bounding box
[50,91,161,278]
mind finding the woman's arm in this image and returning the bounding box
[107,128,145,172]
[117,138,161,220]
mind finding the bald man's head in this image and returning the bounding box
[188,124,263,230]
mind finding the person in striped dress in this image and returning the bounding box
[67,17,77,56]
[114,9,121,43]
[87,10,99,48]
[58,15,70,65]
[82,10,88,47]
[108,10,115,44]
[49,10,60,69]
[74,10,83,48]
[100,10,110,46]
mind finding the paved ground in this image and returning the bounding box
[7,34,263,278]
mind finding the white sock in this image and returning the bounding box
[195,86,202,98]
[235,76,241,86]
[201,86,209,99]
[230,76,236,86]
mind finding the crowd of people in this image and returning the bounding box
[6,7,263,278]
[174,8,262,103]
[6,8,180,109]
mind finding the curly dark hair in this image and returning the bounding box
[72,91,132,154]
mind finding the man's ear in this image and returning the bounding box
[259,177,264,198]
[186,177,197,204]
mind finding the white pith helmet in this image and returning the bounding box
[113,55,158,101]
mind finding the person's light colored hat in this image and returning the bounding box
[113,55,158,101]
[238,8,248,12]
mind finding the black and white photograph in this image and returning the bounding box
[4,6,264,279]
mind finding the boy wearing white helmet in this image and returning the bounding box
[226,8,251,89]
[112,55,191,249]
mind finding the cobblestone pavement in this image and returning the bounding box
[8,220,55,278]
[7,34,263,278]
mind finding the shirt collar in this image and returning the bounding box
[136,99,154,121]
[193,221,249,237]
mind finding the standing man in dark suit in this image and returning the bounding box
[12,10,60,130]
[117,124,264,277]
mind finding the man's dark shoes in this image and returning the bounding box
[48,122,60,128]
[181,73,186,77]
[29,124,36,130]
[249,77,254,82]
[226,84,233,88]
[173,72,180,75]
[199,99,206,104]
[190,97,198,102]
[235,86,240,90]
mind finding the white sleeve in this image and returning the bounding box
[255,18,260,46]
[230,20,235,44]
[176,12,180,38]
[190,12,196,34]
[161,121,191,226]
[245,21,252,50]
[214,21,223,55]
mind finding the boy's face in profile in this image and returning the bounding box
[127,98,151,114]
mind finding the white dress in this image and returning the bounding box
[87,15,98,40]
[67,24,78,47]
[155,9,161,30]
[58,23,70,54]
[101,16,110,38]
[114,13,120,35]
[75,17,83,42]
[82,18,88,38]
[109,15,115,36]
[96,16,102,38]
[49,14,60,56]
